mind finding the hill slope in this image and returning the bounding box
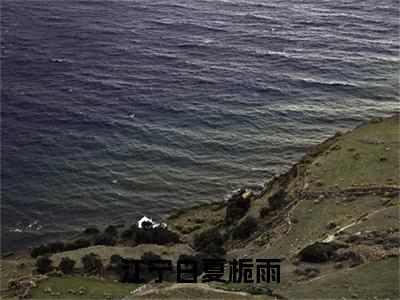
[2,115,399,299]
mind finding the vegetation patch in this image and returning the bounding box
[298,242,342,263]
[225,192,251,223]
[232,217,257,240]
[268,189,286,209]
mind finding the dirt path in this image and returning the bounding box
[322,205,396,243]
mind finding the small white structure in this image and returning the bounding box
[138,216,164,228]
[138,216,168,229]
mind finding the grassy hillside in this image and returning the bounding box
[1,115,399,299]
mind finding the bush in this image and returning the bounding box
[64,239,91,251]
[59,257,75,274]
[35,256,53,274]
[109,254,124,274]
[94,233,116,246]
[295,266,319,279]
[268,189,286,209]
[298,242,340,263]
[47,242,64,253]
[135,227,180,245]
[110,254,123,265]
[31,245,50,258]
[74,239,91,248]
[335,262,344,269]
[83,227,100,235]
[260,206,269,218]
[202,242,226,258]
[194,228,224,252]
[246,284,274,296]
[232,217,257,240]
[105,225,118,236]
[225,195,250,222]
[121,225,139,240]
[326,221,337,230]
[82,253,103,274]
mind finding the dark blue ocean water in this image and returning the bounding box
[1,0,398,252]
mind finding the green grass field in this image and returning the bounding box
[282,257,400,299]
[30,276,140,299]
[306,116,399,189]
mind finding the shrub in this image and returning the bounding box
[260,206,269,218]
[294,266,319,278]
[232,217,257,240]
[64,239,91,251]
[83,227,100,235]
[31,245,50,258]
[121,225,139,240]
[326,221,337,230]
[59,257,75,274]
[82,253,102,274]
[202,242,226,258]
[194,228,224,252]
[334,262,344,269]
[298,242,340,263]
[74,239,91,248]
[268,189,286,209]
[110,254,123,265]
[105,225,118,236]
[225,195,250,222]
[109,254,124,274]
[246,284,274,296]
[135,227,180,245]
[35,256,53,274]
[94,233,116,246]
[47,269,63,277]
[47,242,64,253]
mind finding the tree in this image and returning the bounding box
[82,253,103,274]
[298,242,340,263]
[110,254,123,265]
[135,227,180,245]
[225,196,250,222]
[31,245,50,258]
[268,189,286,209]
[259,206,269,218]
[232,217,257,240]
[59,257,75,274]
[105,225,118,236]
[35,256,53,274]
[47,242,64,253]
[121,224,139,240]
[194,228,224,252]
[94,233,116,246]
[202,242,226,258]
[64,239,91,251]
